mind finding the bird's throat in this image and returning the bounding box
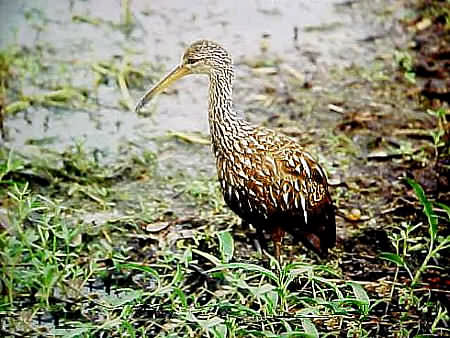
[207,70,238,151]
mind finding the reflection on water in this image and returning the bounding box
[1,0,392,164]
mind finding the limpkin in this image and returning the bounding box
[135,40,336,259]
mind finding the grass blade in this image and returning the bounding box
[207,263,278,282]
[192,248,221,265]
[301,318,319,338]
[406,178,437,240]
[218,230,234,263]
[348,282,370,315]
[436,202,450,220]
[117,263,160,280]
[379,252,405,267]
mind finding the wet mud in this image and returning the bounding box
[0,0,449,337]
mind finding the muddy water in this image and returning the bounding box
[1,0,396,169]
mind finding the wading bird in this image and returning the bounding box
[135,40,335,260]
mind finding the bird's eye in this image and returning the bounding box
[186,58,197,65]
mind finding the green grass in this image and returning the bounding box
[1,1,449,335]
[1,145,449,336]
[1,76,449,338]
[380,178,450,335]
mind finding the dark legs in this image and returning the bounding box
[255,226,267,255]
[242,221,285,261]
[242,220,267,256]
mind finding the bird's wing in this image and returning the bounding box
[216,125,330,223]
[255,138,331,225]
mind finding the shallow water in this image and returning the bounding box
[1,0,397,165]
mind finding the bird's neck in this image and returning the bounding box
[208,68,238,151]
[208,68,236,123]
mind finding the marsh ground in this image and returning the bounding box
[0,0,449,337]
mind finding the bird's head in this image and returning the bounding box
[135,40,231,112]
[181,40,232,74]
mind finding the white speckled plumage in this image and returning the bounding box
[135,40,336,259]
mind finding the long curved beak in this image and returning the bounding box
[135,64,191,112]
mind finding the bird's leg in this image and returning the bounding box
[304,233,322,255]
[241,219,250,230]
[271,226,285,261]
[242,220,266,256]
[254,226,267,256]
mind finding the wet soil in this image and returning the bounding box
[0,0,449,337]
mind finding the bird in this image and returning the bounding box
[135,40,336,260]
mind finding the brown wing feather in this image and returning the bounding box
[215,124,335,253]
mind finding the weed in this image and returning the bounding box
[1,1,448,336]
[427,108,449,165]
[394,50,416,84]
[380,178,450,334]
[91,56,153,112]
[0,150,25,186]
[182,176,225,212]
